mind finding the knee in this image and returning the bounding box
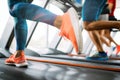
[83,22,93,31]
[9,3,21,17]
[84,25,92,31]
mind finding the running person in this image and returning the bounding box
[100,0,117,46]
[82,0,120,61]
[82,0,120,60]
[82,0,108,61]
[99,0,119,56]
[107,0,120,56]
[5,0,82,67]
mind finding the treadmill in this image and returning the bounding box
[0,0,120,80]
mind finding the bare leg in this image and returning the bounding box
[83,21,120,31]
[100,29,118,46]
[99,30,110,47]
[104,30,118,46]
[88,30,104,52]
[53,15,62,29]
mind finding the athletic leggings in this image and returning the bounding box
[8,2,57,50]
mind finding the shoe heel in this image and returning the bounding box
[5,62,15,65]
[15,61,28,67]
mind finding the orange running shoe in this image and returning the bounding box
[5,51,28,67]
[113,45,120,56]
[60,7,83,53]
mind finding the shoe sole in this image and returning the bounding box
[68,7,83,53]
[86,57,109,61]
[5,61,28,67]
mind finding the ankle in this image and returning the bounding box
[15,50,24,58]
[54,15,62,29]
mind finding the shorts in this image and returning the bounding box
[82,0,106,21]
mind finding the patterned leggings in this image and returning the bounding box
[9,2,57,50]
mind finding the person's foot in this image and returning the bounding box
[60,7,83,53]
[86,51,108,61]
[5,51,28,67]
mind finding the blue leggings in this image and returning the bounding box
[9,2,57,50]
[75,0,82,3]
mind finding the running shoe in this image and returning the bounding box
[86,51,108,61]
[60,7,83,54]
[5,51,28,67]
[113,45,120,56]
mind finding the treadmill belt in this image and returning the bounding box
[0,58,120,80]
[27,56,120,72]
